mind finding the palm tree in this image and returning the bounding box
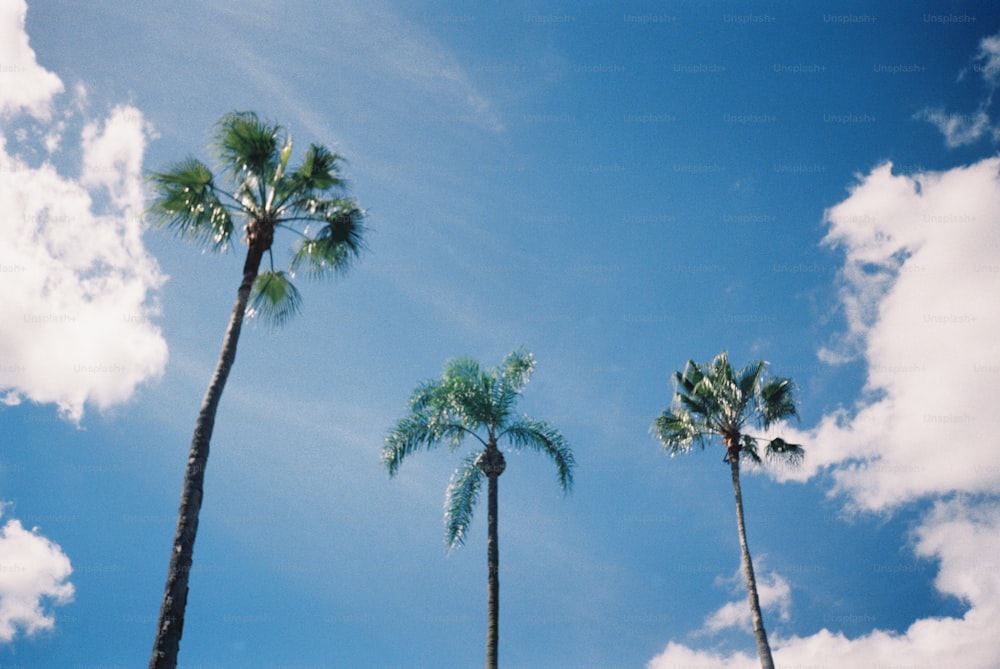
[651,351,803,669]
[145,111,365,669]
[383,349,574,669]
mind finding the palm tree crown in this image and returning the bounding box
[148,110,365,325]
[383,348,574,549]
[652,351,803,465]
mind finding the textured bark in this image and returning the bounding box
[481,444,505,669]
[729,450,775,669]
[149,242,265,669]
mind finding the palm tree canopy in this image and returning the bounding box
[652,351,804,465]
[383,349,575,550]
[147,111,366,327]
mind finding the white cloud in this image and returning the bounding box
[649,499,1000,669]
[0,0,63,120]
[81,105,151,212]
[650,156,1000,669]
[0,511,74,644]
[919,108,991,148]
[0,8,167,422]
[780,159,1000,510]
[919,29,1000,147]
[700,568,791,636]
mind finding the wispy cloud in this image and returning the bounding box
[918,29,1000,147]
[699,567,791,636]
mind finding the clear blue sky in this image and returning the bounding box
[2,1,1000,667]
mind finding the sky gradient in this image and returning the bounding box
[2,1,1000,667]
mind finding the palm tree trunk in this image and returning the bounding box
[149,243,265,669]
[729,454,775,669]
[486,469,499,669]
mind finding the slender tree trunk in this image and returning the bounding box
[486,470,499,669]
[479,442,506,669]
[729,453,775,669]
[149,243,265,669]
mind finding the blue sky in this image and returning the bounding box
[2,1,1000,667]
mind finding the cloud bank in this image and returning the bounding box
[0,0,167,422]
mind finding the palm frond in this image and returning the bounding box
[147,158,234,251]
[651,408,703,455]
[492,349,535,426]
[741,435,762,466]
[247,270,302,328]
[292,144,343,193]
[764,437,805,466]
[736,360,766,405]
[760,377,798,428]
[500,349,535,394]
[500,417,574,492]
[215,111,281,185]
[444,452,484,552]
[383,412,437,477]
[289,201,366,279]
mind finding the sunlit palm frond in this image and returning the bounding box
[736,360,767,410]
[289,201,366,279]
[147,158,234,251]
[215,111,281,185]
[652,408,703,455]
[444,452,484,552]
[292,144,343,193]
[247,270,302,328]
[656,352,804,466]
[500,417,574,491]
[383,411,437,476]
[492,349,534,426]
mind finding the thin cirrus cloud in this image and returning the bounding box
[0,0,167,423]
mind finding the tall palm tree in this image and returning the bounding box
[383,349,574,669]
[651,351,803,669]
[145,111,365,669]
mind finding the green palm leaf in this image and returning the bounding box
[760,377,798,428]
[500,417,574,491]
[383,411,436,476]
[652,352,804,467]
[147,158,234,251]
[215,111,281,185]
[248,270,302,328]
[384,349,574,549]
[444,452,484,551]
[289,202,366,279]
[764,436,805,465]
